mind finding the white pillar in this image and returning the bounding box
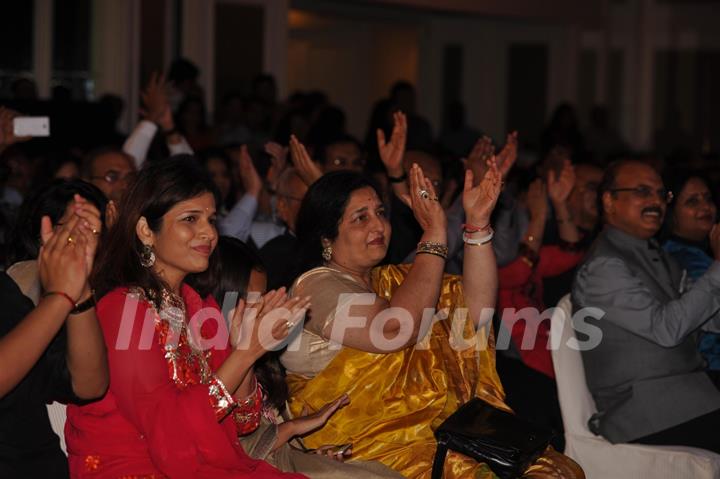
[90,0,140,133]
[181,0,215,115]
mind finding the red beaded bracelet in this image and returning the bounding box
[42,291,76,309]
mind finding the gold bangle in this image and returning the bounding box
[417,241,448,260]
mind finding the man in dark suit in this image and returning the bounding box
[572,159,720,452]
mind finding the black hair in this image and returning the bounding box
[295,171,382,274]
[167,57,199,84]
[198,148,237,211]
[81,147,134,179]
[315,133,363,167]
[5,179,108,266]
[660,171,716,241]
[186,236,289,410]
[91,155,219,303]
[595,159,629,222]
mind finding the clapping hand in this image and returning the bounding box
[289,135,323,186]
[377,111,407,178]
[265,141,289,189]
[230,145,263,197]
[229,288,310,359]
[140,72,174,132]
[399,163,447,238]
[547,159,575,206]
[462,156,502,227]
[38,204,96,303]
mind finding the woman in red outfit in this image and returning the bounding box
[495,158,584,452]
[497,160,583,378]
[66,156,308,478]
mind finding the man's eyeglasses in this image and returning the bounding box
[609,186,673,204]
[91,170,135,184]
[276,193,303,202]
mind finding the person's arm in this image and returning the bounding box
[461,157,503,329]
[218,193,258,241]
[0,294,73,399]
[0,107,30,156]
[63,198,108,399]
[573,255,720,347]
[0,206,104,399]
[273,395,349,452]
[318,164,447,353]
[218,145,262,241]
[377,111,409,199]
[289,135,323,186]
[548,159,580,243]
[167,132,194,156]
[523,179,548,254]
[97,291,302,478]
[122,120,157,169]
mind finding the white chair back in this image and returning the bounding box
[550,294,599,439]
[47,401,67,455]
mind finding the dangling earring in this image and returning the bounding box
[322,244,333,262]
[140,243,156,268]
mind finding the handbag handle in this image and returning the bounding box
[431,435,449,479]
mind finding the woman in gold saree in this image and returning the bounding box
[280,135,583,478]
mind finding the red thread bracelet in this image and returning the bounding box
[462,222,491,233]
[43,291,76,309]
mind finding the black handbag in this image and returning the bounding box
[431,398,554,479]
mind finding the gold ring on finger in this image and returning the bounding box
[67,236,75,245]
[418,189,429,200]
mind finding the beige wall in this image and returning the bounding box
[288,10,419,138]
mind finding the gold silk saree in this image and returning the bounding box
[282,264,583,479]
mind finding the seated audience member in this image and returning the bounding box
[188,236,401,478]
[67,157,308,478]
[81,147,136,203]
[494,163,583,448]
[259,168,308,290]
[1,181,108,478]
[572,160,720,451]
[316,134,366,174]
[662,173,720,384]
[54,158,82,180]
[543,162,603,308]
[176,96,216,151]
[201,149,237,216]
[280,152,582,476]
